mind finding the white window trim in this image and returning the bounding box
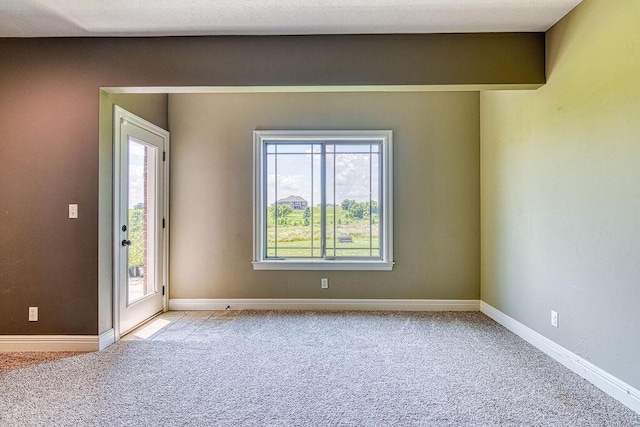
[253,130,394,271]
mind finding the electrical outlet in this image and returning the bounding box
[29,307,38,322]
[321,278,329,289]
[69,204,78,219]
[551,310,559,328]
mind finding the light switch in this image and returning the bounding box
[69,204,78,219]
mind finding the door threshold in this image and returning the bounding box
[120,310,165,340]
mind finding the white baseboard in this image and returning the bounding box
[98,329,116,350]
[481,301,640,415]
[0,328,115,352]
[169,298,480,312]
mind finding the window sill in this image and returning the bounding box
[252,260,394,271]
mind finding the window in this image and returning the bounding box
[253,130,393,271]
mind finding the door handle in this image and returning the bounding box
[121,239,132,247]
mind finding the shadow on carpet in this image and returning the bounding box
[0,352,83,374]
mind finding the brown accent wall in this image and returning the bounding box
[0,34,544,335]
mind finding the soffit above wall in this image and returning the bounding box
[1,0,583,37]
[0,33,546,87]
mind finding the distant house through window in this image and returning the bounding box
[253,130,394,271]
[278,195,308,210]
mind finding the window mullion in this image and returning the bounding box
[310,144,314,258]
[320,143,326,258]
[333,144,336,259]
[369,144,373,257]
[274,144,278,258]
[378,142,384,258]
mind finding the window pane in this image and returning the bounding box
[127,139,158,304]
[325,144,381,258]
[265,144,321,258]
[266,142,310,154]
[333,142,380,153]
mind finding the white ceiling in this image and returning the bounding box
[0,0,583,38]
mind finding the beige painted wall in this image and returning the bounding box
[169,92,480,300]
[481,0,640,389]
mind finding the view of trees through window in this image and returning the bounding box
[266,142,381,258]
[128,202,145,271]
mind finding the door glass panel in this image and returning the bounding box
[128,138,158,305]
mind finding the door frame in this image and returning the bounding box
[113,105,170,341]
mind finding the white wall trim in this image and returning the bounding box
[252,260,395,271]
[0,334,109,352]
[169,298,480,312]
[103,84,543,94]
[253,130,393,270]
[99,329,116,351]
[481,301,640,415]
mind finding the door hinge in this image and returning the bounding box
[162,286,165,296]
[162,218,165,228]
[163,151,166,161]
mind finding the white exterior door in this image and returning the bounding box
[114,106,169,337]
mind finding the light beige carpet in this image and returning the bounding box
[1,311,639,426]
